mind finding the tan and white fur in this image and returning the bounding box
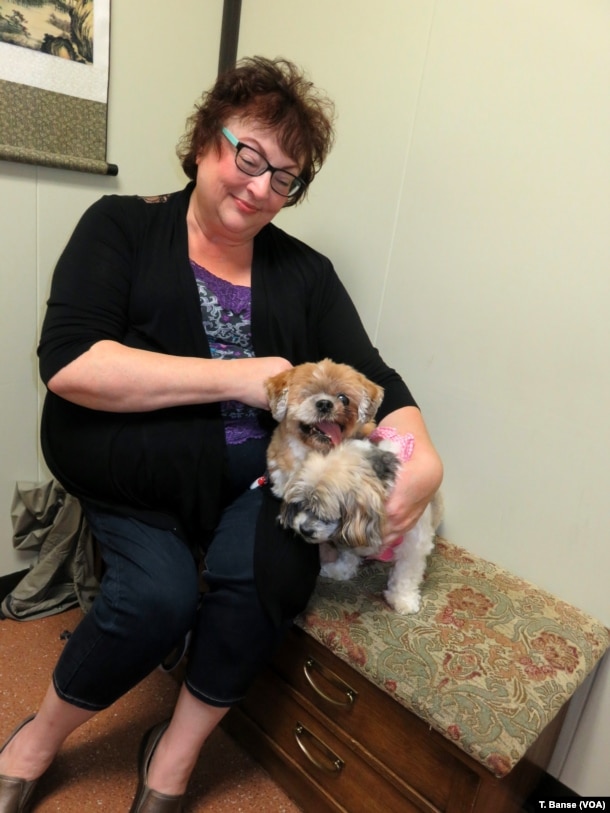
[264,359,384,498]
[279,438,443,614]
[264,359,442,614]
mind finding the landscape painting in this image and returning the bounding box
[0,0,93,64]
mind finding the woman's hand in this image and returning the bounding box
[378,407,443,546]
[231,356,293,409]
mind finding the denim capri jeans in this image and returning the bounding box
[52,438,288,711]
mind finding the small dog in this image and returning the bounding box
[279,436,443,614]
[279,438,399,546]
[264,359,384,498]
[264,359,442,614]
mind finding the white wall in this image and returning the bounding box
[0,0,223,574]
[237,0,610,796]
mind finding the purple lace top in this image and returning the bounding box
[191,260,268,446]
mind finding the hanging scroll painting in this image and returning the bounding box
[0,0,116,175]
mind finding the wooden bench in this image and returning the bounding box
[224,537,609,813]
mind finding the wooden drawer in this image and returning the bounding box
[240,665,445,813]
[268,628,477,811]
[225,625,567,813]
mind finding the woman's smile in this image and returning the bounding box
[232,194,260,215]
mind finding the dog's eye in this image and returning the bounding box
[337,393,350,406]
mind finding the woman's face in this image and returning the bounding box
[193,117,301,244]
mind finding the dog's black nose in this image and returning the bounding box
[316,399,333,414]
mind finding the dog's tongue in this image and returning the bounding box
[316,421,343,446]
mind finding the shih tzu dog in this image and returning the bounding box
[279,435,443,614]
[279,438,399,548]
[264,358,384,498]
[263,358,442,614]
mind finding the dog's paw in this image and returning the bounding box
[384,588,422,615]
[320,552,360,581]
[320,561,354,580]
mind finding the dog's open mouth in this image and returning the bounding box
[301,421,344,446]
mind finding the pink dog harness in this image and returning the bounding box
[368,426,415,460]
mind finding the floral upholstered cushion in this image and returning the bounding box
[296,537,610,778]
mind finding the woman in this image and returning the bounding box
[0,57,442,812]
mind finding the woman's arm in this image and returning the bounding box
[378,406,444,541]
[41,197,294,413]
[47,340,292,412]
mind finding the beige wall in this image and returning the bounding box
[1,0,608,797]
[237,0,610,796]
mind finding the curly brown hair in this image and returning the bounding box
[176,56,335,207]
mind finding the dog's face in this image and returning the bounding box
[279,440,399,552]
[265,359,384,454]
[280,452,345,542]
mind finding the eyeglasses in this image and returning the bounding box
[221,127,305,199]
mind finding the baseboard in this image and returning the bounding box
[0,569,28,603]
[524,772,579,811]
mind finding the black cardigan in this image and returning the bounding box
[38,183,416,624]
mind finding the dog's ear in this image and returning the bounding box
[264,370,293,421]
[339,482,387,550]
[339,501,370,548]
[340,501,381,549]
[367,448,400,486]
[279,499,299,530]
[269,388,289,422]
[357,380,385,424]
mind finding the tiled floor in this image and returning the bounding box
[0,607,301,812]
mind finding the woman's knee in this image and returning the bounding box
[132,563,199,630]
[92,522,201,639]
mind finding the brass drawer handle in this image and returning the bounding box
[303,656,357,708]
[294,723,344,774]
